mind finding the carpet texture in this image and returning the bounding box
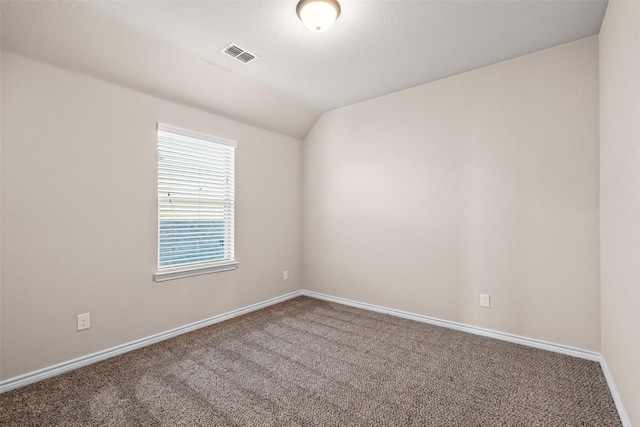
[0,296,621,426]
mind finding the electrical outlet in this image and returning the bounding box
[283,270,289,280]
[480,294,490,308]
[77,313,90,331]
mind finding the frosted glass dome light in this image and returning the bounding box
[296,0,341,33]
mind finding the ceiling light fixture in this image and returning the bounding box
[296,0,341,33]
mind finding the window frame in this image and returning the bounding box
[153,123,237,282]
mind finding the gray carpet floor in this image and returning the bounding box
[0,296,622,426]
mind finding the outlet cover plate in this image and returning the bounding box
[77,313,90,331]
[480,294,490,308]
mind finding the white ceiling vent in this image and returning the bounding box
[221,43,259,64]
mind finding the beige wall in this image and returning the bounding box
[302,37,600,351]
[599,1,640,425]
[0,51,302,380]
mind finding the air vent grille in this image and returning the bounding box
[221,43,259,64]
[236,52,255,63]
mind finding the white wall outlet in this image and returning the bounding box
[283,270,289,280]
[77,312,90,331]
[480,294,490,308]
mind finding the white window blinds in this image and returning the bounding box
[155,123,237,281]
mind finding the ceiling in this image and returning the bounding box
[81,0,608,112]
[1,1,608,138]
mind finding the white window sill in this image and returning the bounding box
[154,261,238,282]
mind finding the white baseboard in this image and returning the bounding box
[1,288,629,427]
[300,290,601,362]
[301,291,637,424]
[600,355,632,427]
[0,290,303,394]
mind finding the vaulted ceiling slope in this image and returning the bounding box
[0,1,321,139]
[1,1,607,139]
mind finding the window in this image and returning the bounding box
[154,123,237,282]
